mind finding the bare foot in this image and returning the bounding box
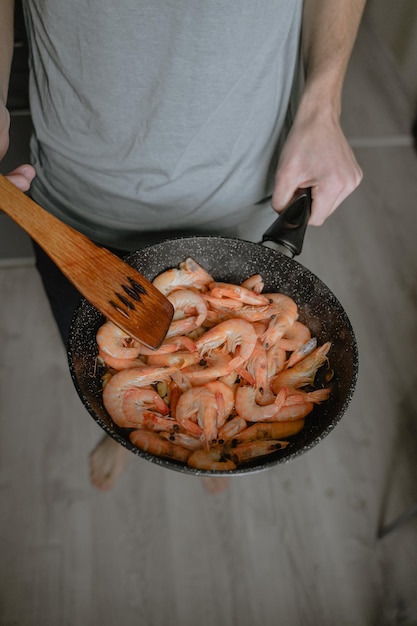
[201,476,230,494]
[89,435,129,491]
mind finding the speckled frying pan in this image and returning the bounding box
[67,189,358,475]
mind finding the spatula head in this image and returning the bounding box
[67,245,174,350]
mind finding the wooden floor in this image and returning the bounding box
[1,19,417,626]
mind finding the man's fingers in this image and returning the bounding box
[272,164,363,226]
[272,173,314,217]
[271,179,301,215]
[5,164,36,191]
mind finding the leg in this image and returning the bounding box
[201,476,230,494]
[89,436,129,491]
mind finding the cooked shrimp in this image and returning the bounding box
[265,292,298,308]
[284,387,331,406]
[129,430,191,462]
[98,350,146,371]
[278,321,311,352]
[208,282,269,306]
[230,440,288,464]
[270,342,331,392]
[123,387,170,417]
[202,294,246,311]
[170,288,208,322]
[120,388,174,431]
[267,402,315,422]
[226,303,272,323]
[248,341,286,406]
[187,447,236,471]
[231,420,305,445]
[102,365,179,425]
[217,416,247,442]
[181,348,233,386]
[164,380,182,420]
[160,431,203,451]
[285,337,317,369]
[235,385,286,422]
[138,335,197,357]
[170,370,193,393]
[152,257,213,295]
[266,343,287,378]
[259,294,298,349]
[204,307,232,326]
[166,316,202,338]
[196,318,257,372]
[175,386,218,446]
[204,380,235,428]
[252,321,268,336]
[241,274,264,294]
[96,320,141,359]
[218,368,241,388]
[203,294,267,316]
[245,341,269,402]
[146,350,201,368]
[155,377,186,418]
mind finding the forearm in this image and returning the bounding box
[300,0,366,119]
[0,0,15,106]
[271,0,365,223]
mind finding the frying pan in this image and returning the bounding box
[68,189,358,475]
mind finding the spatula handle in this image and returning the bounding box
[0,174,99,265]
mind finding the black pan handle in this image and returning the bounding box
[261,187,312,257]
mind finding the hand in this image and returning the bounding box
[4,163,36,191]
[271,110,362,225]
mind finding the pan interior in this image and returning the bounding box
[67,236,358,475]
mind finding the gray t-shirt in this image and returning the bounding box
[23,0,303,249]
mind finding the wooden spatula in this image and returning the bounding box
[0,174,174,349]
